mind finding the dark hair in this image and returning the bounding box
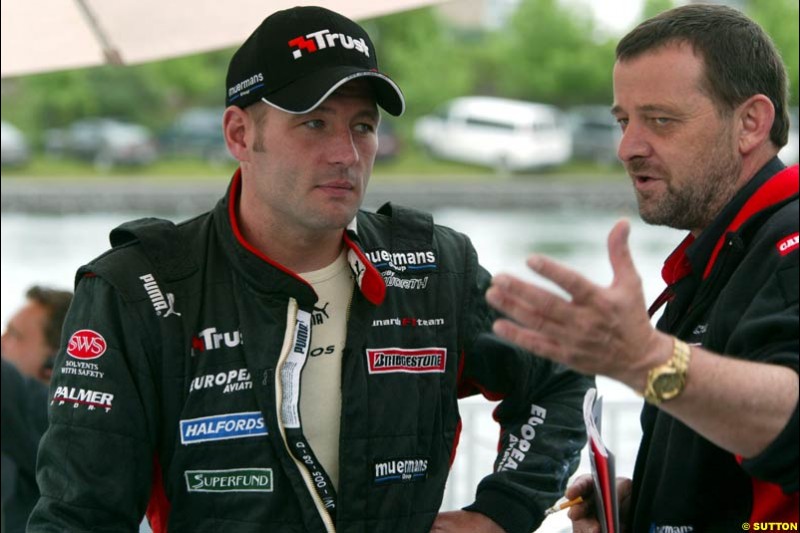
[616,4,789,147]
[26,285,73,356]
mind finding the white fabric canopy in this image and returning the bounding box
[1,0,443,78]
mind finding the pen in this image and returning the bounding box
[543,495,584,516]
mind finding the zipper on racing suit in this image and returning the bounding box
[275,298,337,533]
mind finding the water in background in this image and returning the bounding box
[0,207,684,532]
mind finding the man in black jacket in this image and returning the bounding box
[28,6,590,533]
[486,4,798,531]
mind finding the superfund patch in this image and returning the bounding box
[185,468,273,493]
[180,412,267,445]
[366,348,446,374]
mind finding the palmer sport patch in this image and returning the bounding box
[180,411,267,445]
[366,348,446,374]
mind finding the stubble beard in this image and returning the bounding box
[636,134,742,232]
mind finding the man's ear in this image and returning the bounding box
[737,94,775,156]
[223,106,251,162]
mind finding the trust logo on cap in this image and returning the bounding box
[288,29,370,60]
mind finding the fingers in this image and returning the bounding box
[492,319,563,358]
[607,219,639,288]
[487,274,573,325]
[526,255,596,303]
[566,474,594,499]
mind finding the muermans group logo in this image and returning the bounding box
[67,329,107,360]
[373,457,429,485]
[366,249,437,273]
[367,348,447,374]
[227,73,265,101]
[288,29,369,59]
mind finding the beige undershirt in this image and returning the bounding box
[299,250,354,490]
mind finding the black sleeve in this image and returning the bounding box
[457,239,593,533]
[28,275,158,532]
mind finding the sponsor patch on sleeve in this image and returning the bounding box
[67,329,107,360]
[366,348,446,374]
[776,232,799,256]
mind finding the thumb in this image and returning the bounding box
[608,219,637,286]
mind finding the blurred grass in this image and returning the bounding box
[1,147,625,183]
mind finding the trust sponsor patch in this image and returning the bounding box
[366,348,446,374]
[185,468,273,493]
[180,412,267,445]
[373,457,429,485]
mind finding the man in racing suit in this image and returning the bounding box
[28,6,591,533]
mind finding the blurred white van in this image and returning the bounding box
[414,96,573,171]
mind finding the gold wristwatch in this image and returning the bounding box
[642,337,691,405]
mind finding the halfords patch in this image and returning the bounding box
[180,412,267,445]
[51,386,113,412]
[185,468,273,493]
[367,348,446,374]
[777,232,799,256]
[67,329,107,360]
[373,457,429,485]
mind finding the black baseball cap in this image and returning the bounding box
[226,6,405,116]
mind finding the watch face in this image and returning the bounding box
[654,372,684,399]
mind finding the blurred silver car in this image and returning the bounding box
[160,107,230,163]
[567,105,621,165]
[1,120,31,167]
[414,97,573,172]
[46,118,158,169]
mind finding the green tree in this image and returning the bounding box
[748,0,799,105]
[485,0,617,106]
[642,0,675,21]
[364,7,477,120]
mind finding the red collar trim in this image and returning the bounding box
[702,164,798,279]
[343,231,386,306]
[661,234,696,285]
[227,169,313,289]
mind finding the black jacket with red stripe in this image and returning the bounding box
[28,171,591,533]
[630,159,799,531]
